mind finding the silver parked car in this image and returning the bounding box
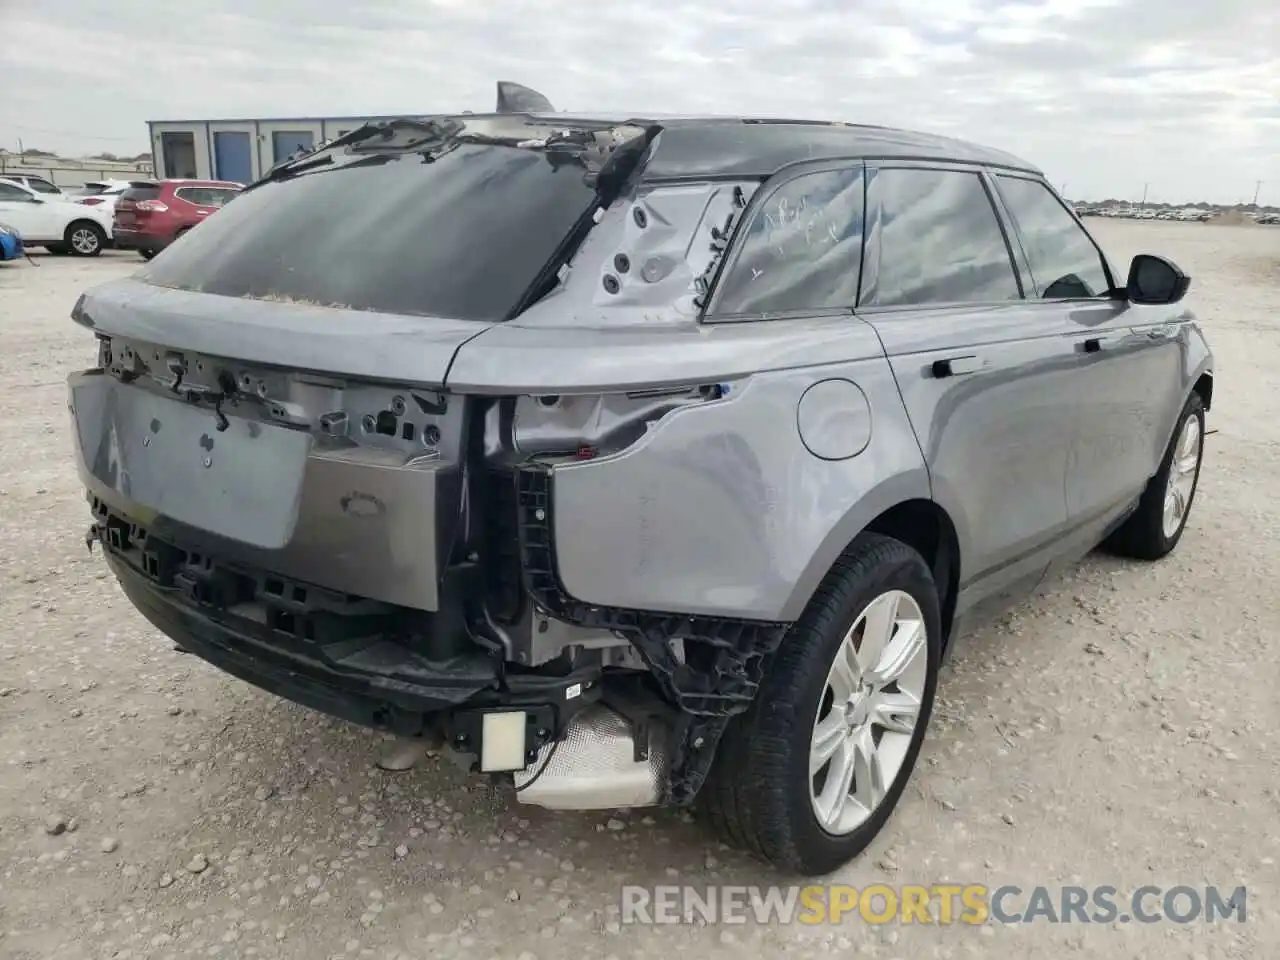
[66,82,1212,875]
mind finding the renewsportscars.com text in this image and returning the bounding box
[620,883,1247,926]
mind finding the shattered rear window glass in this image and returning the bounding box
[139,143,598,322]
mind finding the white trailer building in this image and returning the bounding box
[146,115,415,185]
[147,82,559,185]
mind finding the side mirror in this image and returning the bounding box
[1126,254,1190,305]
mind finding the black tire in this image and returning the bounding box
[1103,392,1205,560]
[699,533,942,876]
[64,221,105,257]
[44,244,68,255]
[139,249,157,261]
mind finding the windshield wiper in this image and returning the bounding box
[349,118,467,153]
[254,152,334,186]
[505,124,662,319]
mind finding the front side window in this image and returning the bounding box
[712,166,865,316]
[996,175,1112,298]
[867,167,1021,307]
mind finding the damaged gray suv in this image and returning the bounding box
[68,82,1212,875]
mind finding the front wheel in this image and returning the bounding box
[700,533,941,875]
[1103,392,1205,560]
[65,221,105,257]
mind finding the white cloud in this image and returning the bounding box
[0,0,1275,202]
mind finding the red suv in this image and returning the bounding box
[113,179,242,260]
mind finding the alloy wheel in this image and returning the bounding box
[71,228,99,255]
[809,589,928,835]
[1162,414,1202,539]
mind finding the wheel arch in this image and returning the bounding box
[780,485,962,652]
[862,499,961,649]
[65,217,105,235]
[1192,370,1212,411]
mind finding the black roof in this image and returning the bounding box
[506,112,1039,180]
[636,118,1040,180]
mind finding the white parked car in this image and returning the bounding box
[69,179,135,217]
[0,178,114,256]
[2,173,64,196]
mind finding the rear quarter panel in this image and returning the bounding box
[544,341,930,621]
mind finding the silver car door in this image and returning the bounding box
[990,174,1183,529]
[859,162,1080,606]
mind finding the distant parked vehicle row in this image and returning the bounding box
[0,175,242,258]
[0,178,114,255]
[1075,205,1280,224]
[1075,205,1212,222]
[111,179,242,260]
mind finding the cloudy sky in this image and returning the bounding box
[2,0,1276,203]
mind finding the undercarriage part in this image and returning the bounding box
[513,463,791,805]
[91,501,602,744]
[512,704,668,810]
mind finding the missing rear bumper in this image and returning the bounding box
[98,509,601,746]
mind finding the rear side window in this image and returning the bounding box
[141,142,599,321]
[866,168,1021,307]
[0,183,32,201]
[995,175,1112,298]
[174,187,205,205]
[206,188,239,206]
[27,178,59,194]
[712,166,865,316]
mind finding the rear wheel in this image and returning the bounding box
[44,244,68,255]
[65,221,105,257]
[1103,392,1205,560]
[139,249,157,261]
[700,533,941,875]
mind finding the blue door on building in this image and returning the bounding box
[272,130,315,163]
[212,131,253,184]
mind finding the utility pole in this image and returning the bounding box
[1141,182,1149,209]
[1254,181,1263,206]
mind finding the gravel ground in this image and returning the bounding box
[1,221,1278,960]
